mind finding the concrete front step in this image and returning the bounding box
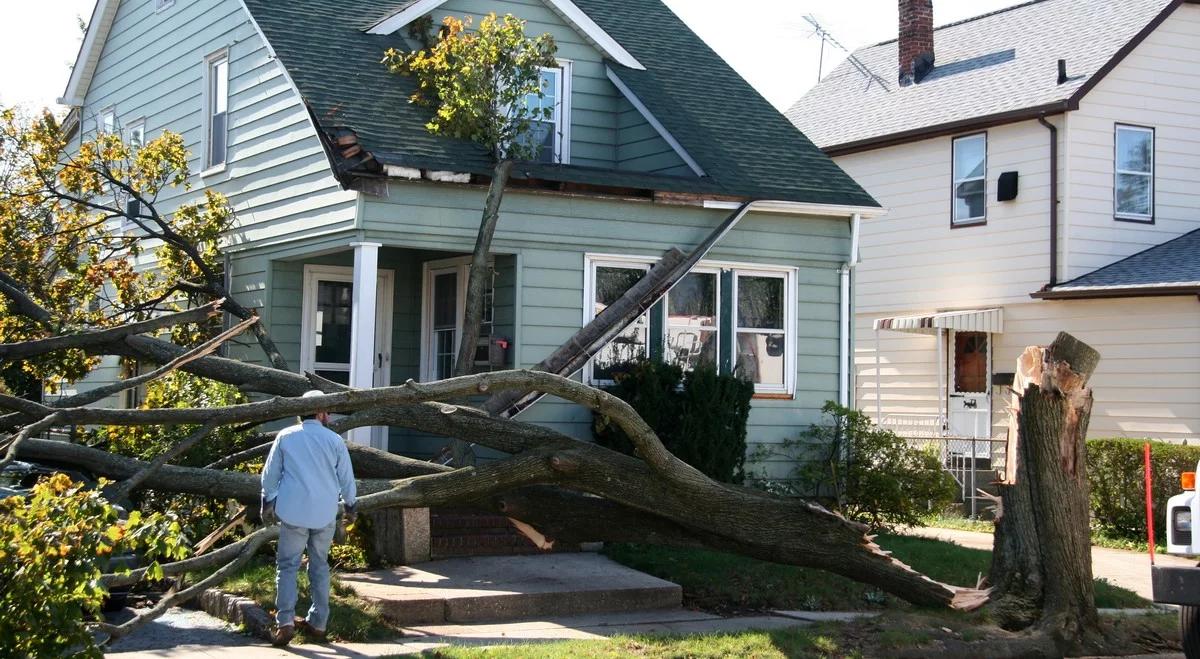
[338,553,682,626]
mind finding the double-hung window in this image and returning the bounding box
[522,63,571,164]
[126,119,145,148]
[586,256,795,395]
[204,50,229,171]
[100,107,116,135]
[1115,124,1154,222]
[952,133,987,225]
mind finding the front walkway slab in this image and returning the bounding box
[337,553,683,625]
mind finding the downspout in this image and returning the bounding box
[839,213,862,407]
[1038,115,1059,287]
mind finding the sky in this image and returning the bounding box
[1,0,1028,114]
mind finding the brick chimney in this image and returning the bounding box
[898,0,935,85]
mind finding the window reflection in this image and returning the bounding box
[593,266,649,380]
[665,272,717,372]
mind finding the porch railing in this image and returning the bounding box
[880,414,1007,518]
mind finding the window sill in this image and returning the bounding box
[199,164,227,179]
[752,392,794,400]
[950,218,987,229]
[1114,214,1154,224]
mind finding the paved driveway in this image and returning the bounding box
[905,526,1196,601]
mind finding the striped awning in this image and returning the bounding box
[873,308,1004,335]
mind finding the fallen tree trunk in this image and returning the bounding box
[990,332,1102,652]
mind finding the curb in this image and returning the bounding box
[194,588,273,641]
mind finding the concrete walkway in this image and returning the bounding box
[905,526,1196,601]
[105,607,838,658]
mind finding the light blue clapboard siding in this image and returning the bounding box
[79,0,356,263]
[357,181,849,455]
[615,97,692,175]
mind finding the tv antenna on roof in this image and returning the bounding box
[801,15,890,91]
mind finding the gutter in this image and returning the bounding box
[1038,115,1059,288]
[1032,284,1200,301]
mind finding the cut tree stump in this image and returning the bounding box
[990,332,1102,652]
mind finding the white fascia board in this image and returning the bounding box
[606,66,705,177]
[702,199,888,219]
[367,0,645,71]
[58,0,120,106]
[1053,281,1200,292]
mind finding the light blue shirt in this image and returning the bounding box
[261,419,357,529]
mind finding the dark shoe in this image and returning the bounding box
[271,624,295,647]
[295,617,327,642]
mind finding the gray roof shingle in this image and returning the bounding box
[1045,229,1200,294]
[242,0,878,207]
[787,0,1174,152]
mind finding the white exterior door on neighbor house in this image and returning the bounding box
[948,330,991,440]
[300,265,394,446]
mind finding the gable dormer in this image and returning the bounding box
[365,0,702,176]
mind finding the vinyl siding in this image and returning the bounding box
[1062,4,1200,279]
[615,97,692,175]
[834,118,1059,315]
[856,297,1200,443]
[78,0,355,258]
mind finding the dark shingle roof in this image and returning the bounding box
[787,0,1174,152]
[242,0,878,207]
[1042,229,1200,296]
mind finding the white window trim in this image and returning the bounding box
[951,133,987,225]
[299,264,395,384]
[524,62,571,165]
[582,255,656,386]
[583,253,798,396]
[419,255,496,381]
[155,0,176,12]
[1114,124,1155,222]
[732,268,796,396]
[99,106,116,135]
[125,118,145,148]
[201,48,230,174]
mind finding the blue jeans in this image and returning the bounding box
[275,520,336,630]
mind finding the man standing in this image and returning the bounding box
[261,390,357,646]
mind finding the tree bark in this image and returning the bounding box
[450,158,514,465]
[990,332,1101,651]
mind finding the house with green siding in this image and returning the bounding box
[59,0,882,476]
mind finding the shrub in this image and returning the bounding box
[757,402,958,531]
[1088,437,1200,541]
[593,361,754,484]
[0,474,187,657]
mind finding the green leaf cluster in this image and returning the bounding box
[1087,437,1200,541]
[756,402,958,531]
[0,473,189,657]
[0,107,233,388]
[383,13,558,161]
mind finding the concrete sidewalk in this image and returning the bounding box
[905,526,1195,601]
[105,607,844,658]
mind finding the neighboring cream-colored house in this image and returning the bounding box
[789,0,1200,461]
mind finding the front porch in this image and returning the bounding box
[869,308,1009,517]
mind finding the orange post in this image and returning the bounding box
[1145,442,1155,565]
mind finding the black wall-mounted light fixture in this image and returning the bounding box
[998,171,1019,202]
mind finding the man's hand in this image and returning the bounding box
[343,504,357,528]
[261,496,278,525]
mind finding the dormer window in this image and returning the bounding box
[522,63,572,164]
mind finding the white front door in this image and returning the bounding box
[300,265,394,444]
[948,330,991,440]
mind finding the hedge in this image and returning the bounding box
[1087,437,1200,540]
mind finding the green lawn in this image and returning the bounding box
[421,628,838,659]
[920,513,1173,554]
[604,534,1148,612]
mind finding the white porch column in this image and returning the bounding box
[348,242,381,448]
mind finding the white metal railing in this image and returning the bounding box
[879,413,948,438]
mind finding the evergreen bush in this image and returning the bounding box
[593,361,754,484]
